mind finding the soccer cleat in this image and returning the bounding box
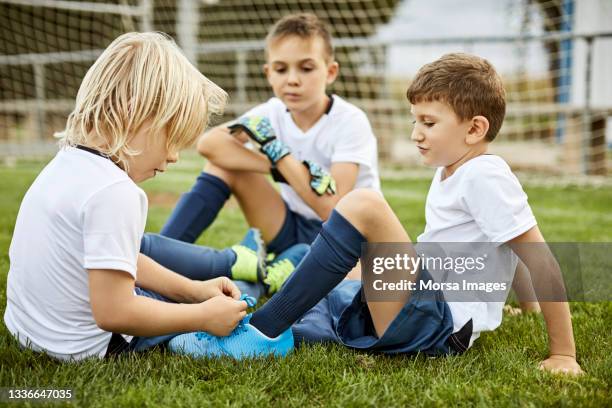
[230,228,266,283]
[263,243,310,294]
[168,313,293,359]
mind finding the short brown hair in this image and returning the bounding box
[406,53,506,141]
[266,13,334,61]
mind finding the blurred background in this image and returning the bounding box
[1,0,611,175]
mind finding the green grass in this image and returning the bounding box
[1,154,611,407]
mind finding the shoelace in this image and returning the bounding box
[264,259,294,293]
[240,294,257,307]
[195,294,257,342]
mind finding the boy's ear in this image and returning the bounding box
[326,61,339,85]
[466,115,490,145]
[263,63,273,87]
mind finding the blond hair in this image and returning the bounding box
[57,32,227,169]
[406,53,506,141]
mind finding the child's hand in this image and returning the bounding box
[539,355,583,376]
[229,116,276,145]
[200,295,248,336]
[303,160,337,195]
[229,116,290,164]
[227,126,250,144]
[195,277,241,302]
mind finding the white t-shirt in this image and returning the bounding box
[4,146,148,361]
[242,95,381,220]
[417,155,536,347]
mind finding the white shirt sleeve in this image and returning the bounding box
[81,181,148,278]
[331,111,377,167]
[462,161,536,243]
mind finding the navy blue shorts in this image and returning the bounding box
[291,269,471,355]
[267,201,323,254]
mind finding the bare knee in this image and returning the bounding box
[204,161,236,187]
[335,189,389,231]
[337,189,387,215]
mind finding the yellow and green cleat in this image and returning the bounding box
[230,228,267,283]
[263,243,310,294]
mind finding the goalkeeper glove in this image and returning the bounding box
[229,116,290,165]
[270,161,337,196]
[303,160,337,196]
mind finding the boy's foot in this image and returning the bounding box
[168,314,293,359]
[263,243,310,295]
[230,228,266,283]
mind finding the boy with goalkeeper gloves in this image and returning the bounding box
[152,13,381,294]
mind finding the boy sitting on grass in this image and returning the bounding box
[149,13,381,295]
[4,32,251,361]
[169,53,582,376]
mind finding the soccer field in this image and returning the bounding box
[1,154,610,407]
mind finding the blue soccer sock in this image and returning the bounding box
[160,172,230,243]
[141,233,234,280]
[250,210,365,338]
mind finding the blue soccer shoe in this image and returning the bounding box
[168,295,293,359]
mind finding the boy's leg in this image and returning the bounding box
[140,233,265,299]
[141,233,235,280]
[160,169,232,242]
[204,162,288,244]
[335,191,418,336]
[250,189,418,338]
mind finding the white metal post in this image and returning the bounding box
[177,0,199,64]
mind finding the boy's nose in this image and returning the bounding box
[167,151,179,163]
[287,69,300,85]
[410,127,423,142]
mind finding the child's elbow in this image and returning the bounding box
[92,307,127,333]
[93,314,117,333]
[94,313,120,333]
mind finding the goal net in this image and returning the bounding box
[1,0,610,175]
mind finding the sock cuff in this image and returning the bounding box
[195,172,231,200]
[214,248,235,278]
[319,210,365,260]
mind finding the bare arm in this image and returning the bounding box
[276,156,359,220]
[89,269,247,337]
[136,253,241,303]
[511,259,541,313]
[509,226,583,374]
[197,126,270,173]
[198,125,361,220]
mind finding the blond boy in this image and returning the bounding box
[4,32,253,361]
